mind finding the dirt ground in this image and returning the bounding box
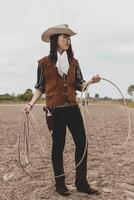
[0,103,134,200]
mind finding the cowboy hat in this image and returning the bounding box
[41,23,77,42]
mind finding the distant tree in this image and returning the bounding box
[103,96,112,100]
[95,93,99,99]
[127,84,134,101]
[0,93,14,100]
[4,93,10,96]
[24,89,33,94]
[17,88,33,101]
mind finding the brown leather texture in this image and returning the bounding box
[37,55,79,107]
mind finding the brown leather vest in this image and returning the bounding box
[38,55,79,107]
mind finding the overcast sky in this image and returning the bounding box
[0,0,134,99]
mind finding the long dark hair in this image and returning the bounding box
[49,34,74,64]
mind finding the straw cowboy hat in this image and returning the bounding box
[41,23,77,42]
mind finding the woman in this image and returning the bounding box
[22,24,101,196]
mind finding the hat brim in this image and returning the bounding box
[41,27,77,42]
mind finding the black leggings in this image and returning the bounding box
[50,105,88,182]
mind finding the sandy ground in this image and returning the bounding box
[0,103,134,200]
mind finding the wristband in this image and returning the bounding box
[28,103,33,108]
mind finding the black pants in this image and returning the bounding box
[50,105,88,183]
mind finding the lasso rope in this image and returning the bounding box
[81,77,131,149]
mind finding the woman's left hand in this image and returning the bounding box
[91,74,101,84]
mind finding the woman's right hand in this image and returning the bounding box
[21,104,33,114]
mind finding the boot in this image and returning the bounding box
[75,178,99,195]
[54,177,70,196]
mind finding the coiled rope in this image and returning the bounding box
[81,77,131,149]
